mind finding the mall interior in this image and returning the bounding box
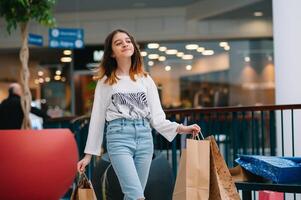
[1,0,301,200]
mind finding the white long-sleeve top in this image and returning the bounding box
[84,74,179,156]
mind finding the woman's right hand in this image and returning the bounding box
[77,154,92,173]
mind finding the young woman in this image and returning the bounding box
[77,29,201,200]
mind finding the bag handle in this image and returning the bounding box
[192,131,205,140]
[77,172,92,188]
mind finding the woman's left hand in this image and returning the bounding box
[178,124,201,137]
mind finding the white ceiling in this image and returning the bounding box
[54,0,199,13]
[204,0,272,20]
[53,0,272,19]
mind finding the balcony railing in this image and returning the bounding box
[68,104,301,187]
[163,104,301,176]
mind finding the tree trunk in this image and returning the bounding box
[20,22,32,129]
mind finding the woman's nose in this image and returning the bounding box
[122,42,128,47]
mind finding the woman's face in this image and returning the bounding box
[111,32,134,59]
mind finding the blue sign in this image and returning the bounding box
[49,38,84,49]
[28,33,43,46]
[49,28,84,49]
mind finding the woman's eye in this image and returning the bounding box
[126,40,131,43]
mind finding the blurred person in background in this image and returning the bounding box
[0,83,50,129]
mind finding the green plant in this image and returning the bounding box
[0,0,56,129]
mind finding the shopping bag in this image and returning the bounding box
[259,190,284,200]
[229,165,266,182]
[173,138,210,200]
[71,173,97,200]
[236,155,301,183]
[207,136,240,200]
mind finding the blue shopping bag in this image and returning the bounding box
[235,155,301,183]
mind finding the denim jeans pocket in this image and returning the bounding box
[106,124,123,139]
[107,123,122,132]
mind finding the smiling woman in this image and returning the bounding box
[76,29,201,200]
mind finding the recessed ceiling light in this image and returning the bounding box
[186,65,192,70]
[45,77,50,82]
[148,61,154,66]
[148,54,159,59]
[185,44,199,50]
[38,71,44,76]
[197,47,205,52]
[224,46,230,51]
[54,75,61,81]
[159,46,167,51]
[61,57,72,62]
[176,52,184,57]
[182,54,194,60]
[202,50,214,56]
[158,56,166,61]
[38,78,44,83]
[219,42,228,47]
[55,70,62,75]
[141,51,147,56]
[254,11,263,17]
[165,65,171,71]
[244,56,251,62]
[147,43,159,49]
[63,50,72,55]
[165,49,178,55]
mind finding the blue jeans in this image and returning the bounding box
[106,118,153,200]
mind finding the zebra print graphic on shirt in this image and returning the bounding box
[111,92,149,116]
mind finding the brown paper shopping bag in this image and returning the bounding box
[207,136,240,200]
[71,173,97,200]
[173,139,210,200]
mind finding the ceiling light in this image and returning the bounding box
[61,77,66,82]
[45,77,50,82]
[165,49,178,55]
[224,46,230,51]
[147,43,159,49]
[159,46,167,51]
[148,54,159,59]
[185,44,199,50]
[63,50,72,55]
[54,75,61,81]
[38,78,44,83]
[165,65,171,71]
[61,57,72,63]
[158,56,166,61]
[186,65,192,70]
[202,50,214,56]
[182,54,194,60]
[148,61,154,66]
[38,71,44,76]
[244,56,251,62]
[93,50,103,61]
[34,79,39,84]
[254,11,263,17]
[197,47,205,52]
[219,42,228,47]
[55,70,62,75]
[141,51,147,56]
[176,52,184,57]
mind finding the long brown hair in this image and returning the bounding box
[94,29,147,85]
